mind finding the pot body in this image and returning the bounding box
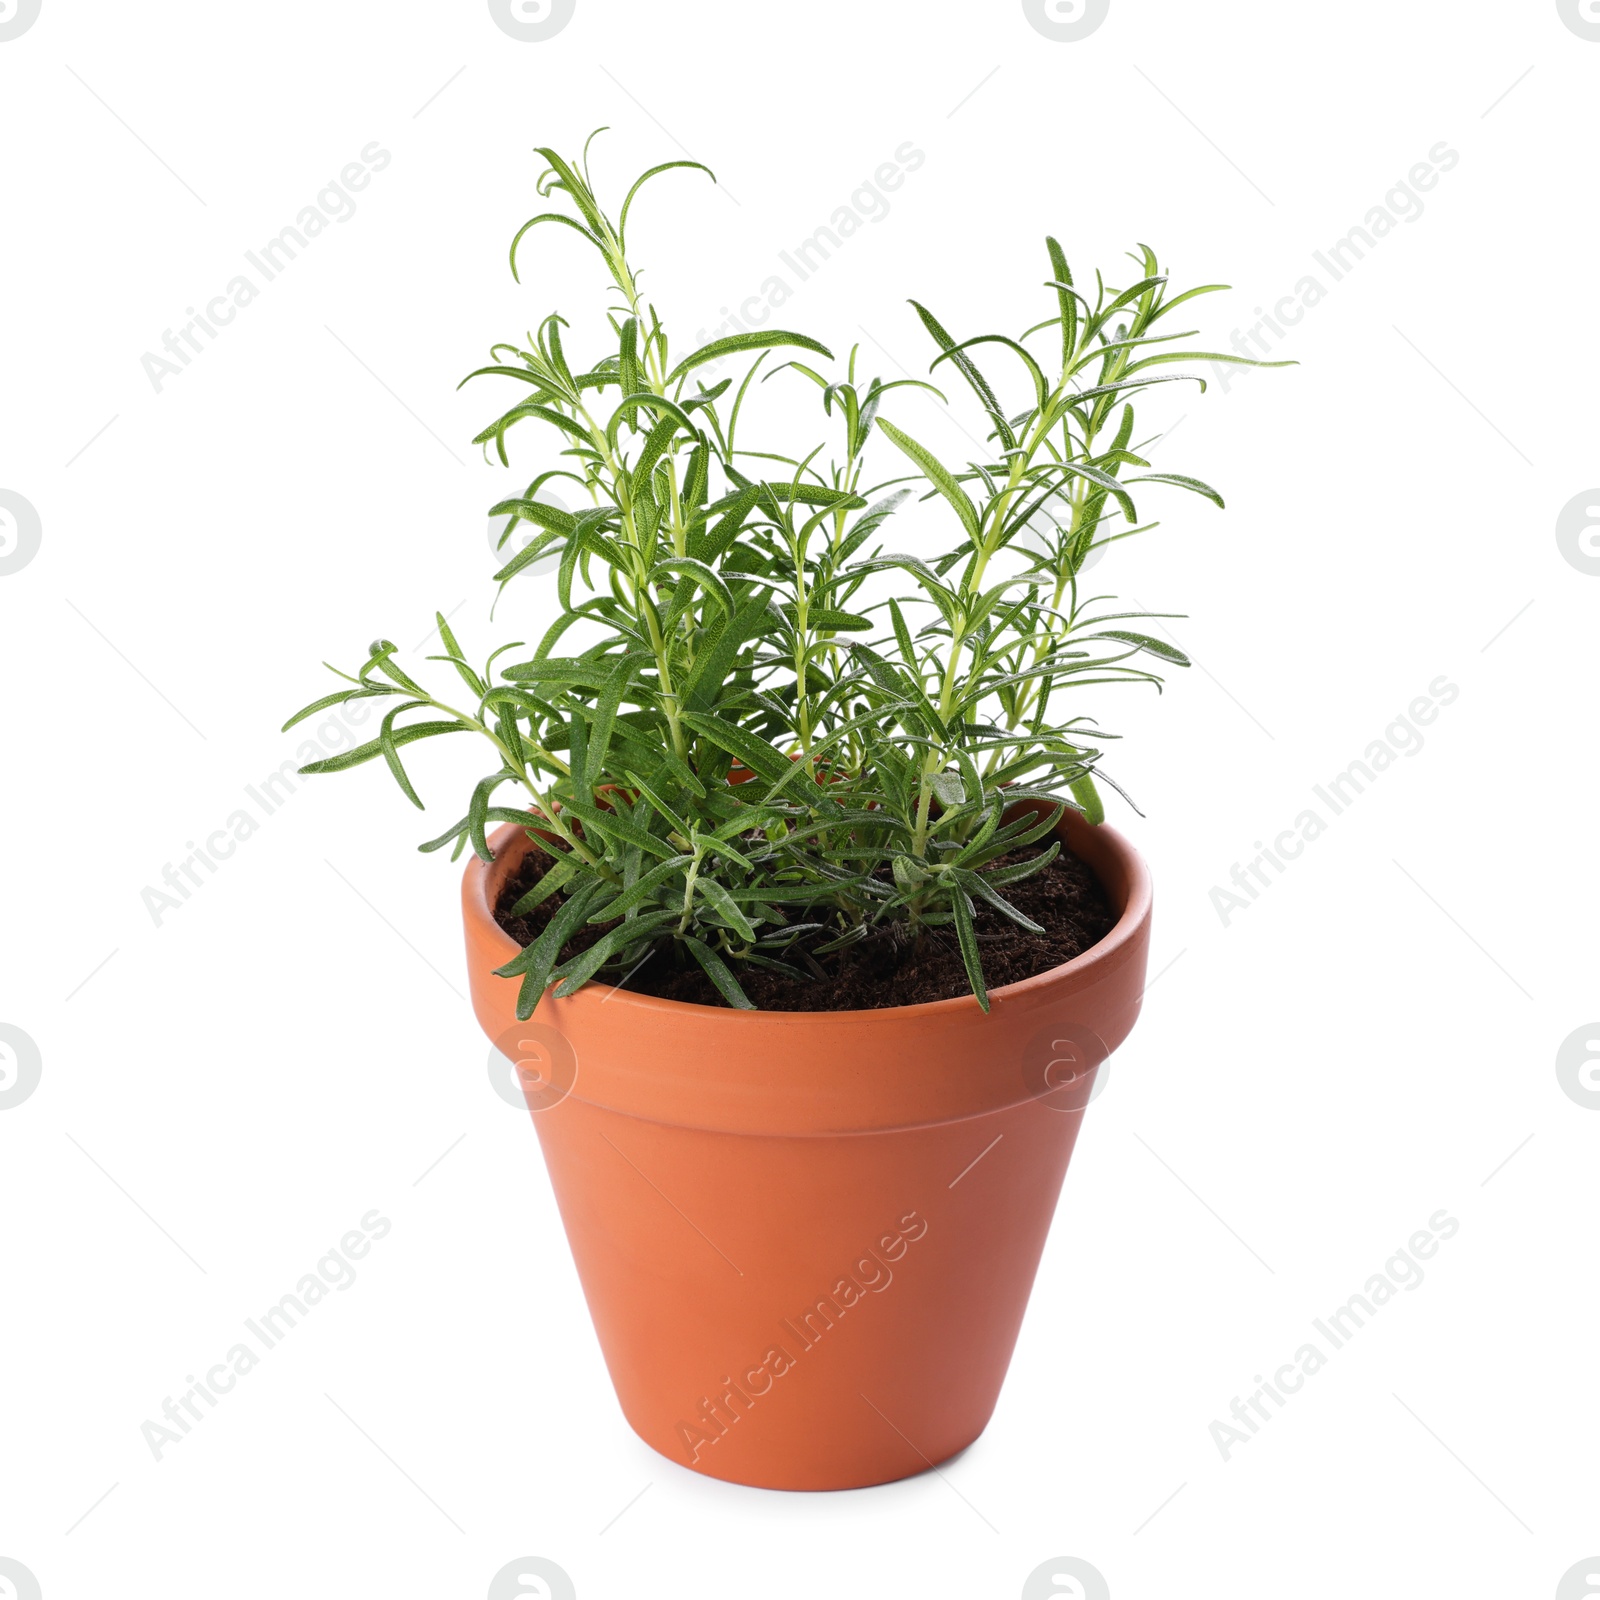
[463,806,1152,1490]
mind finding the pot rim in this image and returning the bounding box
[464,803,1151,1026]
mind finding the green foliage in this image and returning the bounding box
[286,134,1288,1013]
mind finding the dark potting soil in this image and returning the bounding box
[493,839,1118,1012]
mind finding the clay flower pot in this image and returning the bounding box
[462,804,1152,1491]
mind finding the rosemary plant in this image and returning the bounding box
[285,133,1285,1013]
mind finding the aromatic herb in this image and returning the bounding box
[285,132,1287,1012]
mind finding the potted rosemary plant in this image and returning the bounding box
[286,134,1282,1489]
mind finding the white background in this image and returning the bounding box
[2,2,1597,1597]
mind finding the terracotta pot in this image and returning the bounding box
[462,804,1152,1491]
